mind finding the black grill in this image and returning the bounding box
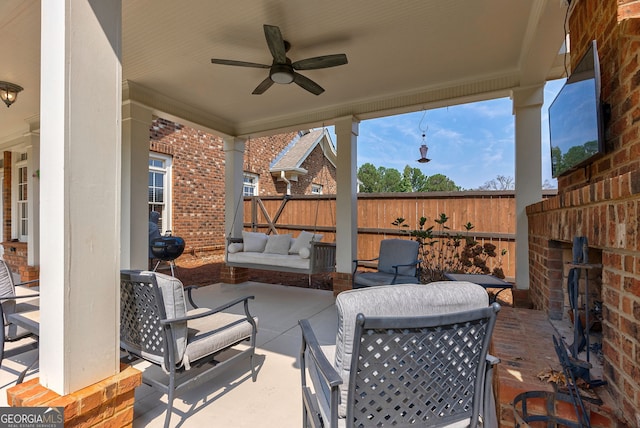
[150,236,185,261]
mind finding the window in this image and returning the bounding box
[243,173,259,196]
[149,154,172,233]
[14,152,29,241]
[18,166,28,238]
[311,183,323,195]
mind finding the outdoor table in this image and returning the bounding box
[443,273,513,304]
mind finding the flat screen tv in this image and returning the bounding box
[549,40,605,178]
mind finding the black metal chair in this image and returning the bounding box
[120,270,258,428]
[0,260,39,372]
[352,239,421,288]
[300,281,500,428]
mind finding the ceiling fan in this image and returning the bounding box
[211,24,348,95]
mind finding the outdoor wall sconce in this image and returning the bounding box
[0,81,24,108]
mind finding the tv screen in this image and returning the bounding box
[549,40,605,178]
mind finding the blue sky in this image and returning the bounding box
[331,79,565,190]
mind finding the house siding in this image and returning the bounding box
[149,118,337,255]
[527,1,640,423]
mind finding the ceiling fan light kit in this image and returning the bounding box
[270,64,295,84]
[211,24,347,95]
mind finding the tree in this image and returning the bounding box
[358,163,460,193]
[380,168,403,192]
[424,174,461,191]
[477,175,515,190]
[357,163,381,192]
[357,163,404,193]
[402,165,429,192]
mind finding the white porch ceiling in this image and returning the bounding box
[0,0,567,142]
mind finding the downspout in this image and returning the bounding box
[280,171,291,195]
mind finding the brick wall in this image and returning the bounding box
[149,119,337,255]
[526,0,640,423]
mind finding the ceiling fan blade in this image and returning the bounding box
[263,25,287,63]
[211,59,270,69]
[293,73,324,95]
[292,54,348,70]
[252,77,274,95]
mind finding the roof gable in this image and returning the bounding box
[270,129,336,174]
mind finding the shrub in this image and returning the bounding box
[392,214,506,283]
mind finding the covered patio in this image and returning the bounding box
[1,1,640,426]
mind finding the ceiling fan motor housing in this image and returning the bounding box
[270,63,295,84]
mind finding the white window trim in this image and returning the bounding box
[311,183,323,195]
[243,172,259,196]
[12,153,29,242]
[149,153,173,234]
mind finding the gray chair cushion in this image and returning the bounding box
[353,272,419,287]
[333,281,489,418]
[183,309,256,369]
[140,272,188,370]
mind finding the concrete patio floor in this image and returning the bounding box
[0,281,337,427]
[1,280,619,427]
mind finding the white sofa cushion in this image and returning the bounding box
[264,234,292,255]
[289,230,324,254]
[242,231,268,252]
[227,242,243,253]
[227,251,311,270]
[298,246,311,259]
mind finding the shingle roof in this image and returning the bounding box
[270,129,333,172]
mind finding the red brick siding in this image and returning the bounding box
[150,119,226,255]
[558,1,640,192]
[527,1,640,422]
[149,119,337,255]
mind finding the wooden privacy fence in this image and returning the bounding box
[241,191,556,281]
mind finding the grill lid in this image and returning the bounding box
[150,236,185,261]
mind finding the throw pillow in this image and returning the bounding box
[242,231,268,252]
[299,246,311,259]
[227,242,243,253]
[264,234,292,255]
[289,230,324,254]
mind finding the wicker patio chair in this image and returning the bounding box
[352,239,421,288]
[120,270,258,428]
[0,260,39,369]
[299,281,500,427]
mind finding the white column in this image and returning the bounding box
[224,137,246,239]
[121,101,153,269]
[26,129,40,266]
[39,0,122,394]
[334,116,359,274]
[512,85,544,290]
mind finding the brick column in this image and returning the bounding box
[220,265,250,284]
[332,271,352,296]
[7,365,141,427]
